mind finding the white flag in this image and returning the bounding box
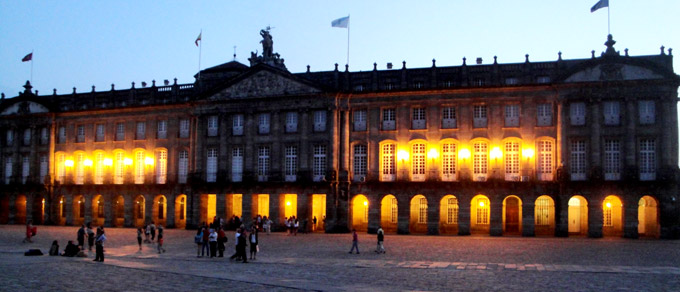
[331,16,349,28]
[590,0,609,12]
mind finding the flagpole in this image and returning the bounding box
[607,4,611,35]
[346,14,350,67]
[30,50,33,84]
[198,30,202,85]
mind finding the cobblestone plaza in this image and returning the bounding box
[1,225,678,291]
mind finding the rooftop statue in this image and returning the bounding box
[249,27,286,70]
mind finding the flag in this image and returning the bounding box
[331,16,349,28]
[591,0,609,12]
[195,32,202,47]
[22,52,32,62]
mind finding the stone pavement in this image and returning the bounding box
[0,225,679,291]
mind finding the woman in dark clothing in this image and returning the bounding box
[49,240,59,256]
[86,222,95,251]
[62,241,79,257]
[249,227,258,260]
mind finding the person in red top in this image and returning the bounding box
[217,226,226,257]
[348,229,359,254]
[23,220,35,243]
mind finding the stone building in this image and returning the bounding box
[1,33,679,238]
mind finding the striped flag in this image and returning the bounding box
[331,16,349,28]
[591,0,609,12]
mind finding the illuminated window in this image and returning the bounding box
[442,107,456,129]
[56,153,65,183]
[411,108,426,129]
[604,140,621,180]
[75,153,85,185]
[206,148,217,182]
[473,142,488,181]
[156,150,167,184]
[207,115,218,137]
[638,100,655,125]
[114,151,124,184]
[537,103,552,126]
[21,156,29,184]
[257,146,270,182]
[6,129,14,146]
[258,113,270,134]
[136,122,146,140]
[179,197,185,220]
[157,120,167,139]
[285,146,298,182]
[179,119,190,138]
[353,110,367,131]
[285,112,298,133]
[473,105,487,128]
[313,145,327,182]
[640,139,656,181]
[603,199,612,226]
[442,143,457,181]
[504,105,519,127]
[447,197,459,224]
[178,150,188,183]
[134,150,145,184]
[535,197,550,226]
[353,144,367,182]
[603,101,620,125]
[381,108,396,131]
[94,152,104,184]
[537,140,553,181]
[232,114,243,136]
[570,141,587,181]
[381,144,396,181]
[476,197,489,224]
[231,147,242,182]
[570,102,586,126]
[504,141,520,181]
[390,198,398,223]
[411,143,426,181]
[418,197,428,223]
[115,123,125,141]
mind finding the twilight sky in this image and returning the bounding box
[0,0,678,96]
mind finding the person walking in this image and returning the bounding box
[229,228,241,260]
[375,226,385,254]
[249,227,258,260]
[194,228,203,257]
[201,226,210,257]
[22,220,34,243]
[237,228,248,263]
[77,224,86,250]
[208,228,218,258]
[312,216,317,232]
[348,229,359,254]
[149,222,156,242]
[94,227,107,262]
[217,227,226,257]
[137,227,143,250]
[86,222,95,251]
[144,224,151,243]
[157,225,165,253]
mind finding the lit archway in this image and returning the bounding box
[602,195,623,237]
[409,195,428,234]
[470,194,490,234]
[311,194,326,232]
[113,195,124,227]
[91,195,105,226]
[226,194,243,220]
[281,194,298,219]
[567,195,588,235]
[638,196,660,238]
[31,196,45,225]
[351,194,369,232]
[57,195,66,225]
[73,195,85,226]
[153,194,167,227]
[380,195,398,233]
[534,195,555,236]
[252,194,270,219]
[134,195,146,227]
[439,195,459,235]
[174,195,187,229]
[502,196,522,235]
[14,195,27,224]
[200,194,216,226]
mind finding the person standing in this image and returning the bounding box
[217,227,226,257]
[237,228,248,263]
[144,224,150,243]
[201,226,210,257]
[86,222,95,251]
[229,228,241,260]
[249,227,258,260]
[94,227,107,262]
[312,216,317,232]
[375,226,385,254]
[22,220,34,243]
[77,224,86,250]
[208,228,217,258]
[348,229,359,254]
[157,225,165,253]
[137,227,143,250]
[149,222,156,242]
[293,217,299,236]
[194,228,203,257]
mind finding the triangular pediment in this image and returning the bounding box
[1,100,50,115]
[564,63,663,83]
[209,68,321,100]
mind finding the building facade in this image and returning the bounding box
[1,34,679,238]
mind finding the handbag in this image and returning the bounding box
[194,234,202,244]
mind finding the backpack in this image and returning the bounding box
[194,234,202,244]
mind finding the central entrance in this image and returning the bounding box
[504,196,520,234]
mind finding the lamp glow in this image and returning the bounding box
[479,201,485,207]
[459,149,471,159]
[64,159,74,167]
[124,158,133,165]
[103,158,113,166]
[522,148,535,158]
[428,148,439,160]
[490,147,503,160]
[145,157,154,165]
[397,149,409,161]
[363,200,368,206]
[286,201,291,206]
[605,202,612,208]
[83,159,93,167]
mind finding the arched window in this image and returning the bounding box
[476,197,489,224]
[94,152,105,184]
[156,149,167,184]
[441,143,457,181]
[381,143,396,181]
[504,141,520,181]
[473,141,488,181]
[135,150,145,184]
[411,143,426,181]
[114,151,125,184]
[75,153,85,184]
[353,144,367,182]
[537,140,554,181]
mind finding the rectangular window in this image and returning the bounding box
[114,152,124,184]
[136,122,146,140]
[94,152,104,184]
[604,140,621,180]
[504,141,520,181]
[418,198,427,223]
[76,125,85,143]
[23,129,31,146]
[58,126,66,144]
[570,102,586,126]
[353,144,367,182]
[504,105,520,127]
[313,110,327,132]
[447,197,458,224]
[442,107,456,129]
[178,150,188,184]
[257,146,270,182]
[207,116,218,137]
[390,198,398,223]
[442,143,457,181]
[157,120,167,139]
[603,101,620,125]
[284,146,298,182]
[473,105,487,128]
[639,100,655,125]
[232,114,244,136]
[75,153,85,185]
[537,140,553,181]
[285,112,298,133]
[206,148,217,182]
[411,143,426,181]
[353,110,367,131]
[22,156,29,184]
[231,147,243,182]
[381,108,396,131]
[95,124,105,142]
[134,151,145,184]
[313,145,327,182]
[603,199,613,227]
[411,107,426,130]
[570,141,587,181]
[537,103,552,126]
[179,119,190,138]
[640,139,656,181]
[5,156,13,184]
[40,128,48,145]
[473,142,488,181]
[258,113,270,134]
[6,129,14,146]
[56,154,65,183]
[505,77,518,85]
[39,155,48,183]
[476,197,489,224]
[156,150,167,184]
[115,123,125,141]
[381,144,396,181]
[535,197,551,226]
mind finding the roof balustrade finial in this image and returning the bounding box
[432,58,436,67]
[558,52,562,61]
[525,54,530,63]
[625,48,629,57]
[462,57,466,66]
[660,46,666,55]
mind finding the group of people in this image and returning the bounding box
[137,221,165,253]
[284,216,301,235]
[349,226,386,254]
[47,223,107,262]
[194,222,259,262]
[252,215,273,234]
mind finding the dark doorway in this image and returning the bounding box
[505,197,520,233]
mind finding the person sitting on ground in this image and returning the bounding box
[62,240,80,257]
[49,240,59,256]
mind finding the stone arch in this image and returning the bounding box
[638,195,660,238]
[153,194,167,227]
[470,194,490,234]
[113,195,125,227]
[409,194,428,234]
[534,195,555,236]
[568,195,588,235]
[502,195,522,235]
[31,195,46,225]
[602,195,624,237]
[72,194,85,226]
[14,195,27,224]
[351,194,369,232]
[134,195,146,227]
[175,194,187,229]
[91,194,105,226]
[439,194,459,235]
[380,194,398,233]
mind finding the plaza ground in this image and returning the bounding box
[0,225,679,291]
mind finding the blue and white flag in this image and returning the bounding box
[590,0,609,12]
[331,16,349,28]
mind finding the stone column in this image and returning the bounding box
[489,195,503,236]
[216,193,226,221]
[457,195,471,235]
[84,193,93,225]
[397,194,410,234]
[555,195,569,237]
[588,198,603,238]
[124,194,133,227]
[65,194,74,226]
[522,200,535,237]
[367,193,380,234]
[104,193,114,227]
[145,194,153,225]
[623,197,639,239]
[241,193,252,227]
[25,194,34,225]
[427,197,439,235]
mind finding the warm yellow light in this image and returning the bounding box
[78,200,81,204]
[145,157,154,165]
[286,201,291,206]
[83,159,93,167]
[363,200,368,206]
[459,149,471,159]
[522,148,535,158]
[59,200,63,204]
[124,158,133,165]
[428,148,439,160]
[103,158,113,166]
[479,201,485,207]
[65,159,74,167]
[605,202,612,208]
[490,147,503,160]
[397,149,409,161]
